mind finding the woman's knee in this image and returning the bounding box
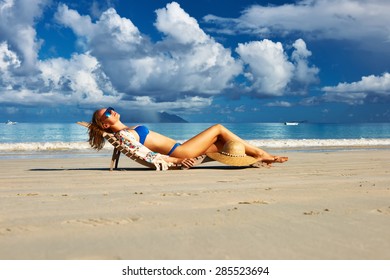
[211,123,225,132]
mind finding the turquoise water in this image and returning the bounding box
[1,122,390,158]
[2,122,390,143]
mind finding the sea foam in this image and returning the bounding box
[0,138,390,152]
[0,142,109,151]
[249,138,390,148]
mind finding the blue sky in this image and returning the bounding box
[1,0,390,123]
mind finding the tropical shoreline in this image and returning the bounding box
[1,139,390,159]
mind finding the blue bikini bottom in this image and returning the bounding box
[167,143,181,156]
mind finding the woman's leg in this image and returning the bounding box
[171,124,280,161]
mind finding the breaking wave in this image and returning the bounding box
[1,138,390,152]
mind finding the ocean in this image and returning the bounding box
[1,122,390,158]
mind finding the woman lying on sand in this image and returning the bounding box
[88,107,288,169]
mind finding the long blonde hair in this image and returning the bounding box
[88,109,110,150]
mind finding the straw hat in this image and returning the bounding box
[206,141,257,166]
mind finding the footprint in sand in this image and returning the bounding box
[303,209,330,215]
[64,217,140,227]
[16,193,39,196]
[0,225,38,236]
[303,211,321,215]
[161,192,197,197]
[374,206,390,215]
[238,200,269,205]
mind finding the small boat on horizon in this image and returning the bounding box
[5,120,17,125]
[284,122,299,126]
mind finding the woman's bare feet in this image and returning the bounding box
[254,150,287,162]
[251,155,288,167]
[274,156,289,163]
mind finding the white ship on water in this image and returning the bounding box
[284,122,299,126]
[5,120,17,125]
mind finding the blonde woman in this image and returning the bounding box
[88,107,288,169]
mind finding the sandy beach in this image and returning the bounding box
[0,149,389,260]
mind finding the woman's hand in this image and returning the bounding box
[164,157,196,168]
[179,158,196,169]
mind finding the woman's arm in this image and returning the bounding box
[115,130,194,170]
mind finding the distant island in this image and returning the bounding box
[157,112,188,123]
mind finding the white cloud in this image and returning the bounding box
[0,41,22,93]
[155,2,209,45]
[0,1,224,112]
[122,95,213,113]
[236,39,294,96]
[323,72,390,94]
[89,0,116,19]
[0,0,49,71]
[145,2,243,94]
[234,105,245,112]
[56,2,242,98]
[38,53,120,102]
[0,1,321,114]
[266,101,293,107]
[204,0,390,43]
[0,52,121,106]
[321,92,367,105]
[234,38,319,96]
[55,4,96,38]
[291,39,319,85]
[0,41,21,71]
[321,72,390,104]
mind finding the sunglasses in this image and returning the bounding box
[101,107,115,120]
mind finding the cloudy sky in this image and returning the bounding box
[1,0,390,123]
